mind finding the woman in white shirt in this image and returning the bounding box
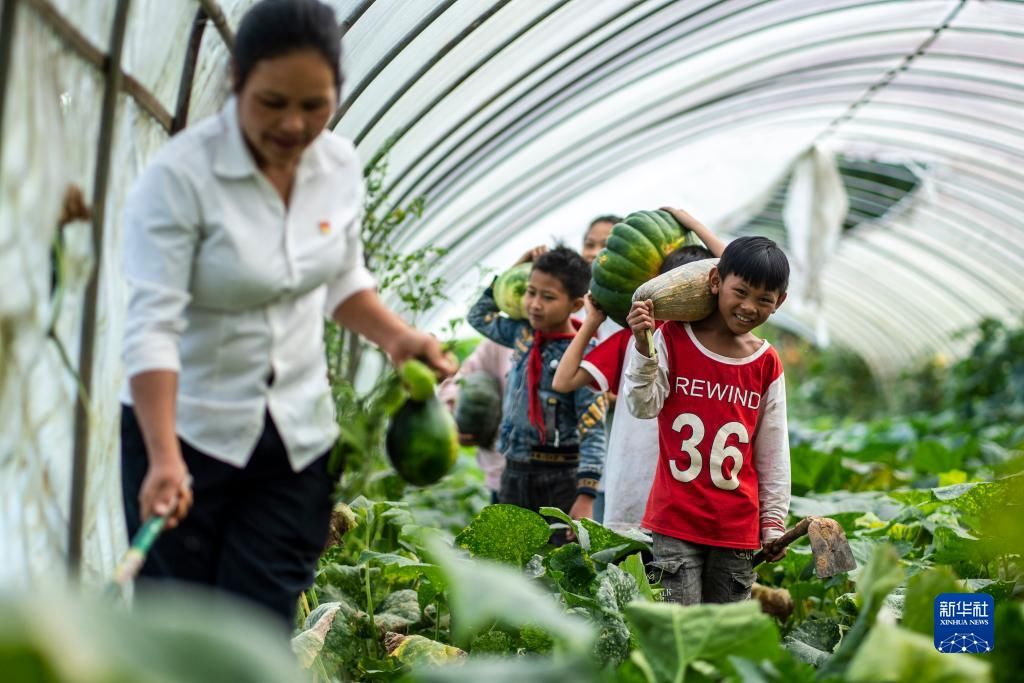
[120,0,453,625]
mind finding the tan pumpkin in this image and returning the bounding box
[632,258,718,321]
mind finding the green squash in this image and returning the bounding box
[454,372,503,446]
[590,210,704,326]
[493,262,532,319]
[386,395,459,486]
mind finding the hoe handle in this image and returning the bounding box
[752,517,812,566]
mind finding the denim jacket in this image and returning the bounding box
[468,285,607,496]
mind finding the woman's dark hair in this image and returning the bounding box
[234,0,343,93]
[533,245,591,299]
[584,215,622,239]
[717,236,789,294]
[659,245,713,274]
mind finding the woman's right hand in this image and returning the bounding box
[139,450,193,528]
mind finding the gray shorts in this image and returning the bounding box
[648,532,756,606]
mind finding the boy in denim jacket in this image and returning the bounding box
[468,246,607,529]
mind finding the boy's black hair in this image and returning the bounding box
[659,244,713,274]
[533,245,591,299]
[234,0,343,94]
[717,236,789,294]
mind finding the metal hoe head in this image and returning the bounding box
[807,517,858,578]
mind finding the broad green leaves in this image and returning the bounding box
[624,600,780,683]
[454,504,552,567]
[847,624,991,683]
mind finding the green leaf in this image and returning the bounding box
[902,566,962,636]
[407,655,594,683]
[594,563,641,615]
[0,586,305,683]
[579,520,650,562]
[455,505,552,567]
[910,440,964,473]
[781,618,841,667]
[790,491,904,520]
[374,589,421,632]
[624,600,781,682]
[619,553,656,602]
[544,544,597,596]
[388,634,466,667]
[992,602,1024,683]
[428,539,594,652]
[470,630,515,655]
[846,623,991,683]
[819,544,904,678]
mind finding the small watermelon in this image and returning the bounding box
[493,262,532,319]
[386,395,459,486]
[454,372,503,446]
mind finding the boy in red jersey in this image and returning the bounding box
[624,236,791,605]
[553,208,725,533]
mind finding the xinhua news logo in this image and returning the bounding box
[934,592,994,654]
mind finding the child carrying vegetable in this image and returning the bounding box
[552,208,725,534]
[625,235,792,605]
[468,246,607,537]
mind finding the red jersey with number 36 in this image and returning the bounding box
[639,322,789,549]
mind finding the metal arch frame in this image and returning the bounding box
[352,0,524,149]
[346,0,520,143]
[68,0,132,579]
[328,0,458,128]
[356,0,575,162]
[383,1,945,214]
[340,0,375,37]
[0,0,17,172]
[402,28,1024,238]
[20,0,173,131]
[196,0,233,49]
[411,76,1024,265]
[424,68,1024,232]
[172,7,209,134]
[377,0,907,208]
[425,105,1024,312]
[813,0,968,144]
[745,170,1024,287]
[361,0,699,206]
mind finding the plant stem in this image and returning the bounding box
[434,596,441,642]
[646,328,657,361]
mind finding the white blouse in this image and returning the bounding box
[121,99,375,471]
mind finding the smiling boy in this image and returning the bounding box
[468,246,607,533]
[624,236,792,605]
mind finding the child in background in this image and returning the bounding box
[580,215,621,265]
[468,246,607,532]
[438,339,511,503]
[625,236,792,605]
[553,208,725,533]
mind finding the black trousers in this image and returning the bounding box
[499,458,578,545]
[121,405,333,627]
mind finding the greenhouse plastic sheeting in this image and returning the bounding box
[2,0,1023,586]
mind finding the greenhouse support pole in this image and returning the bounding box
[172,7,208,134]
[0,0,19,169]
[196,0,234,50]
[68,0,132,580]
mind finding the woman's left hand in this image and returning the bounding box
[386,330,457,379]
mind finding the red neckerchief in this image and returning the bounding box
[527,318,582,444]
